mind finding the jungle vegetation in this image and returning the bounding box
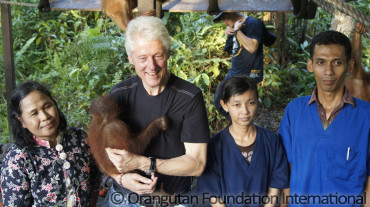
[0,0,368,142]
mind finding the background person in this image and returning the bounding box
[1,81,100,207]
[198,76,290,207]
[279,30,370,207]
[104,16,210,207]
[213,12,266,119]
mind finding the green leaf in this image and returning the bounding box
[202,73,210,86]
[263,96,272,108]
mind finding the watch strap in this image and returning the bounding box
[145,157,156,175]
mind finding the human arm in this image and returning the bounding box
[106,142,207,177]
[106,142,206,194]
[351,23,365,73]
[280,188,290,207]
[197,137,223,207]
[267,132,290,206]
[0,149,33,206]
[279,164,292,207]
[234,19,259,54]
[210,197,226,207]
[364,176,370,207]
[264,188,279,207]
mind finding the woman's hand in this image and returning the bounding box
[106,148,141,173]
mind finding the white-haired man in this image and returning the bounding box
[105,16,210,207]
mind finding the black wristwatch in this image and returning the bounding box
[145,157,156,175]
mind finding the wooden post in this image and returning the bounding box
[138,0,162,18]
[1,0,15,141]
[138,0,154,12]
[156,0,163,18]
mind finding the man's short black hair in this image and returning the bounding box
[213,12,244,23]
[310,30,352,61]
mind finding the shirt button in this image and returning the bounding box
[63,161,71,169]
[55,144,63,152]
[59,152,67,160]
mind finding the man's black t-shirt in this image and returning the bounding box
[110,73,210,194]
[226,16,264,83]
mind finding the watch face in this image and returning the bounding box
[144,169,154,176]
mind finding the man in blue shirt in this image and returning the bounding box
[279,30,370,207]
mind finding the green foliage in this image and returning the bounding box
[0,1,369,141]
[165,12,231,132]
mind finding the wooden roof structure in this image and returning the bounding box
[48,0,293,12]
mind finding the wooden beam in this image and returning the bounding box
[1,0,15,141]
[163,0,293,12]
[50,0,101,11]
[49,0,293,12]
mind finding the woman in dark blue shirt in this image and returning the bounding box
[198,76,289,207]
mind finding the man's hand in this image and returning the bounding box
[113,173,158,195]
[225,26,235,36]
[234,19,245,31]
[106,148,143,173]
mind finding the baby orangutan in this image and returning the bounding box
[345,23,370,102]
[86,94,167,177]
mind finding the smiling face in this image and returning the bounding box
[307,44,352,95]
[221,89,258,128]
[18,90,60,142]
[128,38,169,95]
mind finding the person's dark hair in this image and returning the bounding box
[221,75,258,103]
[310,30,352,61]
[214,12,244,23]
[9,81,67,148]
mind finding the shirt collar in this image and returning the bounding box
[308,86,355,107]
[33,131,63,148]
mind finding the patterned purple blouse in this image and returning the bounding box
[0,128,100,207]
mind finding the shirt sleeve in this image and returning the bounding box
[241,18,262,43]
[181,92,210,143]
[197,140,222,198]
[278,104,293,164]
[223,35,233,55]
[367,131,370,176]
[1,148,33,207]
[269,134,290,189]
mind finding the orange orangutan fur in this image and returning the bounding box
[86,94,167,176]
[345,28,370,102]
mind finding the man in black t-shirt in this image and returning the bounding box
[104,16,210,206]
[213,12,265,119]
[215,12,264,82]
